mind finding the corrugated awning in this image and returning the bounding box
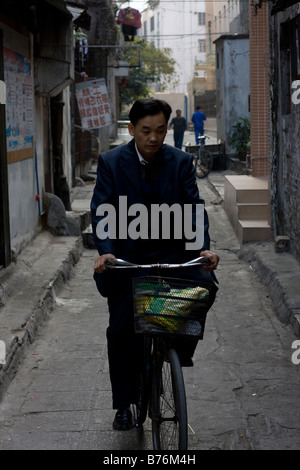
[66,4,85,20]
[66,2,91,30]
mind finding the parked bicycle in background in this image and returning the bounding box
[185,136,213,178]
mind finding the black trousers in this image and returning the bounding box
[106,281,143,409]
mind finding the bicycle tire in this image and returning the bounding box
[136,371,148,426]
[136,336,151,426]
[151,347,188,450]
[195,149,213,178]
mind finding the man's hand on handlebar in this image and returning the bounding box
[94,253,116,273]
[199,250,220,271]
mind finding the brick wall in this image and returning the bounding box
[249,1,270,177]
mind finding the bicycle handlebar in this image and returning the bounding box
[185,136,210,145]
[104,256,210,269]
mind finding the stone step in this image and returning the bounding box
[225,174,270,204]
[236,188,269,204]
[237,219,273,244]
[237,202,270,220]
[224,174,272,244]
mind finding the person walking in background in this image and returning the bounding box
[168,109,187,150]
[192,106,206,145]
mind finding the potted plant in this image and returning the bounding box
[229,117,250,161]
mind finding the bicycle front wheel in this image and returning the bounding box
[196,149,213,178]
[151,348,188,450]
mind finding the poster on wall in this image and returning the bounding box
[3,48,34,155]
[76,78,112,130]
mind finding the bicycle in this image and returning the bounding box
[105,256,214,450]
[185,135,213,179]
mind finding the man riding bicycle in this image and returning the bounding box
[91,98,219,431]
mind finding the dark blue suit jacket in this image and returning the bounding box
[91,139,212,297]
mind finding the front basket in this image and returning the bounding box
[132,276,212,339]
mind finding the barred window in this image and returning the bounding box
[150,16,155,31]
[198,12,205,25]
[198,40,206,53]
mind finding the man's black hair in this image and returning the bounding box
[129,98,172,126]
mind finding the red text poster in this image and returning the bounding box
[76,78,112,130]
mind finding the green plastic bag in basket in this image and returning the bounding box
[143,285,210,333]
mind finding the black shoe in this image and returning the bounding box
[113,408,133,431]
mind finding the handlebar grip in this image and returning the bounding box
[104,258,117,268]
[104,258,137,268]
[184,256,210,266]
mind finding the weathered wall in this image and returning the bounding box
[230,0,249,35]
[84,0,118,152]
[1,0,74,256]
[215,35,249,152]
[152,92,187,120]
[1,25,40,254]
[270,4,300,262]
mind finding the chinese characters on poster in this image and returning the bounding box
[76,79,111,130]
[4,48,34,152]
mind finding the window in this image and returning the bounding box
[198,40,206,53]
[198,12,205,25]
[150,16,155,31]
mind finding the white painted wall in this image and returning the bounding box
[8,158,38,253]
[142,0,206,93]
[3,26,73,254]
[2,26,40,254]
